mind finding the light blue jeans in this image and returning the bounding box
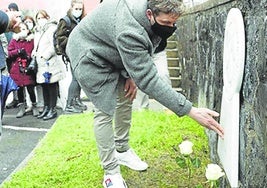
[93,78,132,175]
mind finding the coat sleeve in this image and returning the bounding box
[7,39,19,58]
[56,19,69,53]
[0,11,9,34]
[116,30,192,117]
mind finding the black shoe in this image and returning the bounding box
[37,106,49,119]
[6,100,19,109]
[43,108,57,120]
[74,98,87,111]
[65,105,83,113]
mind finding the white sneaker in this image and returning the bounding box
[115,148,148,171]
[103,173,127,188]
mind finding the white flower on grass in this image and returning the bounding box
[179,140,193,155]
[205,164,225,181]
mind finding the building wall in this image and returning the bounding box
[0,0,99,20]
[176,0,267,187]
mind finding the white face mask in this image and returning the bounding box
[38,18,48,27]
[19,30,28,38]
[72,10,82,18]
[26,23,34,30]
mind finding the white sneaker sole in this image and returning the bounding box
[117,159,148,171]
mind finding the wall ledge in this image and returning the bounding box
[183,0,235,15]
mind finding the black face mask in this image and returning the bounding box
[151,18,177,39]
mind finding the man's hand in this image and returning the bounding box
[6,11,22,33]
[188,107,224,138]
[124,78,137,101]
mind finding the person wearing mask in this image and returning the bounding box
[66,0,224,187]
[22,15,42,114]
[0,9,22,139]
[7,22,38,118]
[33,10,65,121]
[23,16,35,33]
[56,0,87,114]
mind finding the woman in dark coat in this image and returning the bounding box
[56,0,87,113]
[8,22,38,118]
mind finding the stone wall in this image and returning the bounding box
[175,0,267,187]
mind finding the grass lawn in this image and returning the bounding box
[2,110,211,188]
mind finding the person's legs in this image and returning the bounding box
[114,79,148,171]
[26,85,39,116]
[114,79,132,152]
[94,108,120,175]
[16,87,25,118]
[48,82,58,109]
[43,82,58,120]
[36,84,44,107]
[26,85,36,103]
[71,72,87,111]
[65,69,83,113]
[94,107,128,188]
[37,84,49,119]
[25,88,32,112]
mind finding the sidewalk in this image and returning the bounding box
[0,106,63,184]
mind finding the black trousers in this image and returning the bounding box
[41,82,58,109]
[67,68,81,102]
[17,85,36,104]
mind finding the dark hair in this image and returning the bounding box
[147,0,184,16]
[8,3,19,11]
[19,22,31,35]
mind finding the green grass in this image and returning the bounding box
[2,110,211,188]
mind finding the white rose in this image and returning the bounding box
[179,140,193,155]
[205,164,225,181]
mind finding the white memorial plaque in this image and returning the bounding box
[217,8,245,188]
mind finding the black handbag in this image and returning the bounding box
[25,57,37,75]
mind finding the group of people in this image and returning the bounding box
[1,0,224,187]
[1,0,87,121]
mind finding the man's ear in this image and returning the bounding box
[146,9,153,20]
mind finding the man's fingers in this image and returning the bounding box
[207,119,224,138]
[125,87,137,101]
[211,125,224,139]
[206,108,219,117]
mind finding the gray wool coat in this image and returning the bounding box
[66,0,192,116]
